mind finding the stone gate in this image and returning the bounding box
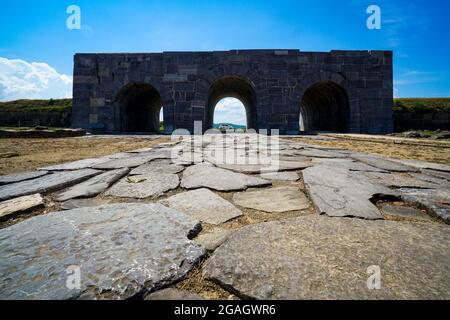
[72,49,393,135]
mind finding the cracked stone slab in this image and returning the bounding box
[92,154,162,170]
[260,171,300,181]
[38,157,112,171]
[56,168,130,202]
[105,172,179,199]
[0,203,204,300]
[421,169,450,181]
[60,198,113,210]
[312,158,389,173]
[181,163,271,191]
[233,187,309,213]
[399,188,450,223]
[130,160,184,175]
[204,215,450,300]
[215,160,311,174]
[0,194,44,220]
[364,172,440,189]
[388,158,450,173]
[292,148,347,159]
[0,171,48,186]
[380,204,433,221]
[194,228,235,252]
[302,165,396,219]
[0,169,101,202]
[145,288,204,300]
[410,172,450,187]
[351,154,418,172]
[160,188,242,224]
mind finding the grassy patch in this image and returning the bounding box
[0,99,72,112]
[394,98,450,113]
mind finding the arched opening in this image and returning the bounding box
[212,97,247,132]
[116,83,163,133]
[206,76,257,130]
[300,81,350,133]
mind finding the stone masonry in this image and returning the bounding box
[72,49,393,135]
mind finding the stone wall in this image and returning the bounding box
[394,111,450,132]
[0,110,71,128]
[72,49,393,135]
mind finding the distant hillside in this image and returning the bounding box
[213,123,247,129]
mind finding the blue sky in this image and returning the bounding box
[0,0,449,124]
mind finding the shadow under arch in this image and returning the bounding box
[206,76,257,130]
[115,82,163,133]
[300,81,350,133]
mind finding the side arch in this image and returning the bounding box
[114,82,163,133]
[295,71,360,133]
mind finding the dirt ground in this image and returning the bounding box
[0,136,170,175]
[289,137,450,165]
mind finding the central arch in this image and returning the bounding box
[206,76,257,130]
[116,82,163,133]
[300,81,350,133]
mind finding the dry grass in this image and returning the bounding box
[289,137,450,164]
[0,136,170,175]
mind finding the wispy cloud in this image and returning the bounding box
[394,70,442,85]
[0,57,72,101]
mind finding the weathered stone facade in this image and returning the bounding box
[72,49,393,134]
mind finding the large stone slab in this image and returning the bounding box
[194,228,235,252]
[380,204,433,221]
[0,203,204,300]
[293,148,347,159]
[204,215,450,299]
[56,168,130,202]
[388,158,450,173]
[92,154,160,170]
[130,160,184,175]
[0,169,101,201]
[215,160,311,174]
[351,154,418,172]
[233,187,309,213]
[0,194,44,220]
[105,172,179,199]
[312,158,389,173]
[399,188,450,223]
[60,198,113,210]
[160,188,242,225]
[0,171,48,185]
[145,288,204,300]
[38,157,114,171]
[260,171,300,181]
[302,165,396,219]
[181,163,271,191]
[364,172,439,189]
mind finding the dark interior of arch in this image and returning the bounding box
[117,83,163,133]
[300,81,350,133]
[206,76,257,130]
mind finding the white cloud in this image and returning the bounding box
[0,57,72,101]
[214,97,247,125]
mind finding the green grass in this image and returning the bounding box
[0,99,72,112]
[394,98,450,113]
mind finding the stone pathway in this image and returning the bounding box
[0,133,448,300]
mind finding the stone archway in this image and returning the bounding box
[300,81,350,133]
[206,76,257,130]
[116,82,163,133]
